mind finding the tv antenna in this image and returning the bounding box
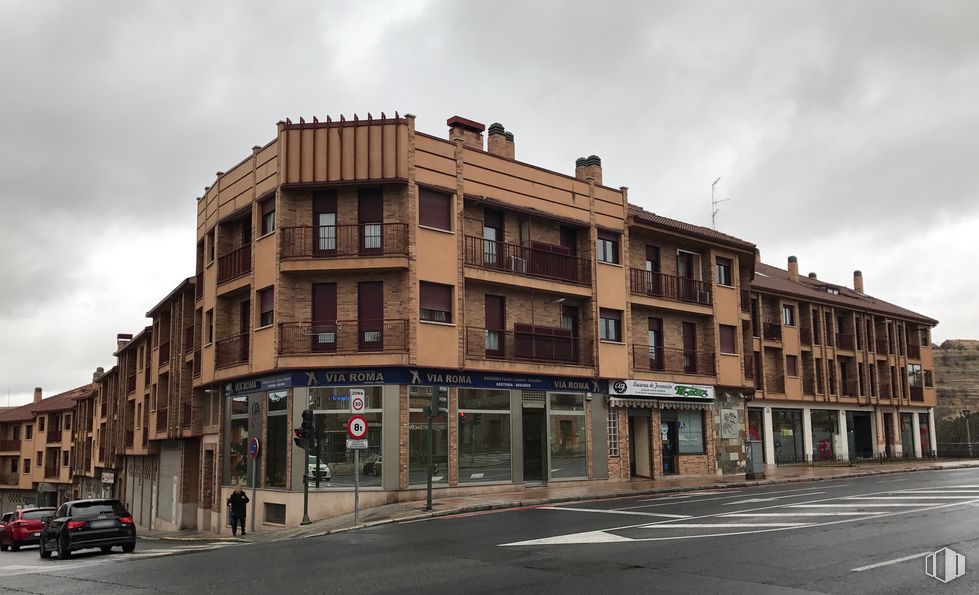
[711,177,729,229]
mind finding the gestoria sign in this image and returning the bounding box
[609,380,715,400]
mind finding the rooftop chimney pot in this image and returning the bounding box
[574,155,603,185]
[808,272,817,279]
[787,255,799,282]
[853,270,864,293]
[446,116,485,151]
[33,387,42,404]
[487,122,507,157]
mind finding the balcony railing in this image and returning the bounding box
[195,271,203,300]
[46,430,62,444]
[628,269,712,305]
[217,243,252,284]
[184,326,195,353]
[181,402,192,428]
[44,463,60,479]
[743,353,754,379]
[907,343,921,359]
[279,320,408,355]
[763,322,782,342]
[215,333,250,369]
[836,333,855,351]
[740,290,750,313]
[125,375,136,395]
[910,386,924,401]
[875,338,889,355]
[631,345,716,375]
[159,341,171,365]
[879,384,891,399]
[281,224,409,259]
[464,236,590,285]
[98,447,105,462]
[156,409,168,433]
[799,327,813,346]
[124,430,134,448]
[841,380,858,397]
[0,440,20,452]
[464,326,593,366]
[193,350,201,377]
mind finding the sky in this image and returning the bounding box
[1,0,977,406]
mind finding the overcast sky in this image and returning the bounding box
[1,1,976,405]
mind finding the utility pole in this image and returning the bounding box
[963,409,973,458]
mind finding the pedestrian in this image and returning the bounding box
[227,483,249,537]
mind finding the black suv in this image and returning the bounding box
[39,499,136,559]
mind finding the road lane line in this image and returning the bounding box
[640,523,811,529]
[845,496,979,500]
[540,507,690,518]
[721,512,886,517]
[722,491,826,505]
[851,551,931,572]
[789,503,941,507]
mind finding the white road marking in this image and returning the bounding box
[721,512,887,517]
[723,492,826,505]
[789,503,941,508]
[851,551,931,572]
[541,507,690,519]
[502,530,632,546]
[845,496,979,500]
[641,523,811,529]
[878,479,908,483]
[902,489,979,494]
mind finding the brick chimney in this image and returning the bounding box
[93,367,104,382]
[117,333,133,353]
[33,387,42,404]
[447,116,485,151]
[808,272,818,280]
[853,270,864,293]
[504,131,515,159]
[575,155,602,185]
[787,256,799,283]
[487,123,506,157]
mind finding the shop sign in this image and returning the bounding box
[609,380,714,400]
[101,472,115,484]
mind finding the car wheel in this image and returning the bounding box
[122,542,135,553]
[10,541,19,552]
[39,541,51,559]
[57,535,71,560]
[100,546,113,553]
[0,543,7,552]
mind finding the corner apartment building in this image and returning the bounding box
[745,257,938,464]
[0,385,93,513]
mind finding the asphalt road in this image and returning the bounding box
[2,468,979,594]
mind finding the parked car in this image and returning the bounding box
[363,453,382,477]
[0,512,12,532]
[307,455,331,483]
[0,508,55,551]
[39,499,135,559]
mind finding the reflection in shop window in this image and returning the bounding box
[549,393,586,479]
[810,410,839,461]
[458,389,511,483]
[662,410,705,454]
[772,409,804,463]
[309,386,383,488]
[408,387,449,486]
[264,390,288,488]
[228,417,249,486]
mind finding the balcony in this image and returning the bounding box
[629,269,712,306]
[910,386,924,401]
[464,326,593,366]
[215,333,250,369]
[217,243,252,284]
[841,380,858,397]
[181,402,192,428]
[184,326,195,353]
[195,271,203,301]
[46,431,62,444]
[875,338,889,355]
[740,290,750,313]
[280,320,408,356]
[762,322,782,342]
[156,409,168,433]
[907,343,921,359]
[193,350,201,377]
[800,327,813,346]
[836,333,855,351]
[743,353,754,379]
[464,236,590,286]
[44,463,59,479]
[0,440,20,452]
[281,224,409,260]
[159,341,171,365]
[631,345,716,375]
[124,431,134,448]
[125,374,136,395]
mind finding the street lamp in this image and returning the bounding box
[963,410,973,458]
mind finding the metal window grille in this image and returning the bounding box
[608,409,619,457]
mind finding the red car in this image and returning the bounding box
[1,508,56,552]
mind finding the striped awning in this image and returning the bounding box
[608,397,712,411]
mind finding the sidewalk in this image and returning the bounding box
[139,459,979,543]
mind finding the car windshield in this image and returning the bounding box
[308,456,325,466]
[71,501,124,516]
[22,510,52,520]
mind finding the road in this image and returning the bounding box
[2,468,978,593]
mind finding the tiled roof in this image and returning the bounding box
[752,262,938,325]
[627,204,756,252]
[0,383,96,423]
[0,402,36,422]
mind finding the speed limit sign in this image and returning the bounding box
[347,415,368,440]
[350,388,366,413]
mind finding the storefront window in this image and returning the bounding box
[228,417,249,486]
[900,413,915,457]
[309,386,383,488]
[811,410,838,461]
[458,389,511,483]
[772,409,804,463]
[264,390,288,488]
[662,410,705,454]
[408,387,449,486]
[919,415,931,456]
[549,393,586,479]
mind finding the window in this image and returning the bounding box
[786,355,799,377]
[227,395,249,486]
[22,459,29,474]
[607,409,619,457]
[597,231,619,264]
[663,410,705,454]
[920,329,930,347]
[419,188,452,231]
[205,309,214,344]
[258,287,274,328]
[782,304,795,326]
[264,503,286,525]
[62,451,69,467]
[716,257,733,286]
[309,386,384,487]
[408,386,449,486]
[420,282,453,323]
[908,364,922,387]
[358,188,383,252]
[9,459,16,474]
[39,417,45,432]
[924,370,934,388]
[206,229,215,264]
[314,191,337,254]
[25,424,32,439]
[599,309,622,342]
[549,394,586,479]
[719,325,737,355]
[260,198,275,236]
[64,415,71,430]
[36,451,42,466]
[458,389,511,483]
[264,391,288,488]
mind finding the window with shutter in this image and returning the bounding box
[420,282,453,322]
[419,189,452,231]
[258,287,274,327]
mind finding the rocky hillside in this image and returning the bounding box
[935,340,979,450]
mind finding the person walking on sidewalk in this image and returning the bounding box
[227,484,250,536]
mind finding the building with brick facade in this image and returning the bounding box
[745,257,939,464]
[7,111,938,532]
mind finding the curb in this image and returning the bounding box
[287,462,979,540]
[140,535,248,543]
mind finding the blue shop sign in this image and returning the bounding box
[225,367,604,396]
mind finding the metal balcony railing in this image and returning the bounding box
[464,236,590,285]
[876,338,889,355]
[184,326,195,354]
[158,341,171,365]
[280,224,409,259]
[156,409,168,433]
[740,290,750,313]
[907,343,921,359]
[743,353,754,379]
[464,326,593,366]
[631,345,716,375]
[0,440,20,452]
[800,327,813,346]
[629,269,712,305]
[763,322,782,342]
[126,375,136,395]
[217,243,252,284]
[215,333,250,369]
[836,333,855,351]
[279,320,409,355]
[46,431,62,444]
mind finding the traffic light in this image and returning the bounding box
[293,428,304,448]
[432,386,448,416]
[458,411,466,425]
[301,409,314,440]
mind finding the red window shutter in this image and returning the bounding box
[358,282,383,323]
[260,288,274,315]
[485,295,505,330]
[313,190,337,217]
[312,283,337,322]
[420,282,452,313]
[419,189,452,230]
[358,189,383,223]
[483,208,503,230]
[261,198,275,216]
[720,325,736,354]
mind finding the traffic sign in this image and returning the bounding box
[346,439,368,450]
[248,437,261,459]
[350,388,366,413]
[347,415,368,439]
